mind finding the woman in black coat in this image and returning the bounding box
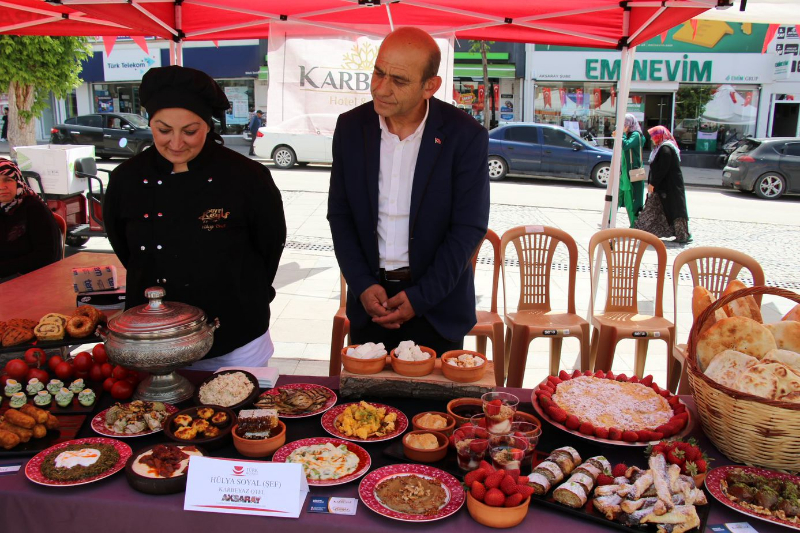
[0,159,61,281]
[634,126,691,244]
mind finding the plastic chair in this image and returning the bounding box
[53,212,67,259]
[501,226,590,388]
[670,246,765,393]
[328,273,350,376]
[588,228,674,380]
[468,229,506,386]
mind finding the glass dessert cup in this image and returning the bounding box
[511,421,542,473]
[488,434,528,472]
[481,392,519,435]
[453,425,490,471]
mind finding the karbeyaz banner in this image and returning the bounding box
[267,22,454,131]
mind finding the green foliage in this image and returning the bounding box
[0,36,92,121]
[467,40,495,53]
[675,86,715,121]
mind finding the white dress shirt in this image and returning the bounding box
[377,101,429,270]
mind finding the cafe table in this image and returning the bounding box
[0,374,787,533]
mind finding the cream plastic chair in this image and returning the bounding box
[501,226,590,388]
[670,246,765,393]
[588,228,674,380]
[328,273,349,376]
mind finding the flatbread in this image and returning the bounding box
[696,316,777,372]
[721,280,762,323]
[762,349,800,374]
[691,286,727,334]
[738,362,800,403]
[704,350,758,389]
[764,321,800,354]
[782,304,800,322]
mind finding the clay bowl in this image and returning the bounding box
[341,345,388,375]
[163,405,236,451]
[125,443,207,495]
[440,350,488,383]
[512,411,542,430]
[389,346,436,377]
[232,420,287,458]
[466,491,530,528]
[193,370,260,411]
[412,411,457,436]
[402,430,448,463]
[447,397,484,427]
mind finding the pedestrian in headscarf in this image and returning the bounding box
[634,126,691,244]
[614,113,645,227]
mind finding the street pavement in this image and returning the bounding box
[2,137,798,389]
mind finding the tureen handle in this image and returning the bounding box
[96,324,108,342]
[144,286,166,310]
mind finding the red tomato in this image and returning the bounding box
[74,370,89,379]
[73,352,93,372]
[88,363,104,383]
[26,367,49,383]
[111,379,134,400]
[126,374,139,386]
[0,374,10,387]
[54,361,75,380]
[102,377,117,392]
[5,359,29,380]
[24,348,47,368]
[111,365,128,380]
[91,343,108,365]
[100,363,113,379]
[48,355,64,372]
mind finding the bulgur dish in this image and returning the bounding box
[41,443,120,481]
[198,372,255,407]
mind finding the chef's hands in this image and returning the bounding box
[371,291,416,329]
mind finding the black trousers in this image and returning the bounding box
[349,277,464,356]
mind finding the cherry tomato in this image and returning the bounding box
[102,377,117,392]
[54,361,75,380]
[48,355,64,372]
[0,374,9,387]
[5,359,29,380]
[73,352,93,372]
[26,367,49,383]
[110,379,134,400]
[24,348,47,368]
[88,363,104,383]
[100,363,113,379]
[111,365,128,380]
[74,369,89,380]
[91,343,108,365]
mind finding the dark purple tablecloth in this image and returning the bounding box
[0,374,786,533]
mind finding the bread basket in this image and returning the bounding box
[686,286,800,472]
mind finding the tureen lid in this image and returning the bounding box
[107,287,207,339]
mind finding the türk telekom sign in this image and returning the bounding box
[102,48,161,82]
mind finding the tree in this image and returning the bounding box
[675,86,715,122]
[0,36,92,156]
[468,40,494,130]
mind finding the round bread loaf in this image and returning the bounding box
[704,349,758,389]
[764,321,800,354]
[782,304,800,322]
[696,316,776,372]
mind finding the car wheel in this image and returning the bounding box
[273,146,297,169]
[65,235,90,248]
[591,162,611,187]
[488,156,507,181]
[137,142,152,155]
[754,172,785,200]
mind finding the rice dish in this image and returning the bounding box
[198,372,254,407]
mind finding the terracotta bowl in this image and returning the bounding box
[341,345,388,375]
[412,411,457,436]
[447,397,484,427]
[512,411,542,430]
[440,350,488,383]
[466,491,530,528]
[402,430,448,463]
[125,443,207,495]
[232,420,287,458]
[389,346,436,377]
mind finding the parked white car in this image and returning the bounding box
[253,113,338,168]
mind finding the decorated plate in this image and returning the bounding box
[531,379,694,447]
[706,465,800,531]
[321,402,408,443]
[254,383,337,418]
[358,464,465,522]
[272,437,371,486]
[90,402,179,438]
[25,437,132,487]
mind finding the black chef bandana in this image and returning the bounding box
[140,66,229,126]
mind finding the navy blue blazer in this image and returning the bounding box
[327,97,490,341]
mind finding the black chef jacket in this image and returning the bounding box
[103,138,286,360]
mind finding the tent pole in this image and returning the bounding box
[169,40,176,66]
[175,1,184,66]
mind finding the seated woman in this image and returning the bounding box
[0,159,61,281]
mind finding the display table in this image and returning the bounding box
[0,252,125,322]
[0,374,785,533]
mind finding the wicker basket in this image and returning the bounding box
[686,286,800,473]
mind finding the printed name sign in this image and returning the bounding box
[184,457,309,518]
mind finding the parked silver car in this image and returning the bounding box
[253,114,338,169]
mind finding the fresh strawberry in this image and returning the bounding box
[504,493,525,507]
[666,448,686,468]
[517,484,535,498]
[672,413,690,428]
[484,488,506,507]
[470,440,488,454]
[596,474,614,486]
[470,481,487,501]
[650,441,668,456]
[594,370,606,379]
[579,422,595,435]
[540,383,555,394]
[584,370,594,376]
[659,389,671,398]
[547,406,568,423]
[621,431,639,442]
[650,431,664,441]
[500,475,520,495]
[673,404,687,415]
[616,373,628,382]
[640,374,654,386]
[509,448,525,461]
[547,375,562,386]
[676,442,692,453]
[505,469,520,483]
[629,375,640,383]
[565,415,581,430]
[485,399,503,416]
[594,427,610,439]
[655,423,676,437]
[694,458,708,473]
[667,395,681,407]
[450,434,456,447]
[538,395,553,409]
[559,370,572,381]
[608,427,623,440]
[572,369,583,378]
[517,476,529,485]
[606,371,615,380]
[479,460,496,473]
[684,446,702,462]
[651,383,661,394]
[611,463,628,478]
[637,430,654,442]
[484,470,506,489]
[465,468,488,486]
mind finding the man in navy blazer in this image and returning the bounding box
[327,27,490,355]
